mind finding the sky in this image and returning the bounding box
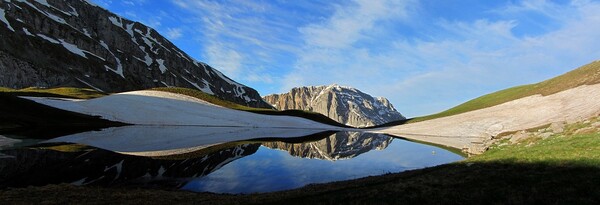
[92,0,600,117]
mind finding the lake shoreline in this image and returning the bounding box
[2,160,597,205]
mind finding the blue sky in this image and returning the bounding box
[92,0,600,117]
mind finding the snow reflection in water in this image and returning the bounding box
[0,127,463,193]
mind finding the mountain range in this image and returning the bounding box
[1,0,600,156]
[263,85,405,127]
[0,0,413,127]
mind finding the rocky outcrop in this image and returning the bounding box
[0,0,270,108]
[263,85,405,127]
[262,132,393,161]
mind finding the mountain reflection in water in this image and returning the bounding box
[0,128,463,193]
[263,132,393,160]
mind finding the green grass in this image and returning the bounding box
[470,132,600,167]
[0,87,106,99]
[408,61,600,123]
[152,87,351,128]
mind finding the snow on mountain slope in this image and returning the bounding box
[23,90,341,129]
[263,84,405,127]
[0,0,270,108]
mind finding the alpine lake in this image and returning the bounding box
[0,126,464,194]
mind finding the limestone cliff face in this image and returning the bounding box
[262,132,393,161]
[263,85,405,127]
[0,0,270,108]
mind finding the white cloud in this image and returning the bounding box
[170,0,311,87]
[121,0,146,6]
[93,0,112,8]
[246,73,273,84]
[205,44,243,79]
[166,28,183,39]
[300,0,412,49]
[284,0,600,117]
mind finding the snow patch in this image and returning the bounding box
[104,64,124,78]
[33,0,50,7]
[22,27,33,36]
[83,0,100,7]
[108,16,122,28]
[141,36,154,52]
[156,59,167,73]
[99,40,125,78]
[68,5,79,16]
[181,76,214,95]
[37,34,60,44]
[175,50,191,62]
[83,51,104,60]
[82,28,91,38]
[16,0,67,25]
[25,91,342,131]
[71,178,87,186]
[157,166,166,177]
[125,23,134,37]
[104,160,124,179]
[143,28,170,52]
[212,69,247,98]
[0,7,15,32]
[201,79,214,95]
[59,39,87,58]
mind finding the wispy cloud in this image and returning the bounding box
[170,0,315,84]
[284,0,600,117]
[300,0,413,49]
[98,0,600,117]
[93,0,112,8]
[205,43,243,79]
[166,28,183,39]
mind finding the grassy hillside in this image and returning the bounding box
[408,61,600,123]
[0,87,106,99]
[152,87,351,128]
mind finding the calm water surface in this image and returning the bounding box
[0,127,463,193]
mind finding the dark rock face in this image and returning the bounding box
[263,85,405,127]
[0,143,260,188]
[0,0,270,108]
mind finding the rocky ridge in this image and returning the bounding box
[263,84,405,127]
[0,0,270,108]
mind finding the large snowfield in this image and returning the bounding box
[23,90,341,129]
[22,90,349,155]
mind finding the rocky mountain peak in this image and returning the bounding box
[263,84,405,127]
[0,0,271,108]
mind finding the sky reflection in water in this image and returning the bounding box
[183,134,463,194]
